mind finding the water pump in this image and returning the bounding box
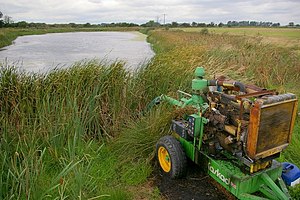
[154,67,298,199]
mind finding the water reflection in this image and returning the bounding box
[0,31,154,73]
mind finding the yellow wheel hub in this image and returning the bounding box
[158,146,171,172]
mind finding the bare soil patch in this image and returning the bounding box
[152,162,236,200]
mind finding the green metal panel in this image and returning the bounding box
[178,137,195,161]
[194,67,205,77]
[200,152,288,199]
[192,67,208,95]
[238,193,269,200]
[161,95,183,107]
[192,79,208,91]
[259,173,289,200]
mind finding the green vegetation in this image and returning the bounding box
[0,28,300,199]
[0,62,136,199]
[177,27,300,39]
[175,27,300,48]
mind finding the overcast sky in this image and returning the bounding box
[1,0,299,25]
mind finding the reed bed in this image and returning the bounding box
[0,29,299,199]
[0,61,139,199]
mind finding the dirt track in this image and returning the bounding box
[153,162,236,200]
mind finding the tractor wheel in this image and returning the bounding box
[156,135,187,179]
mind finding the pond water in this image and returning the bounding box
[0,31,154,73]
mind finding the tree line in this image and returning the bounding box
[0,11,14,27]
[0,11,139,28]
[0,11,298,29]
[141,20,299,28]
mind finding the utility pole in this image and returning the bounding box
[163,14,166,25]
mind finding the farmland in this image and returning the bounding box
[175,27,300,47]
[0,27,300,199]
[176,27,300,38]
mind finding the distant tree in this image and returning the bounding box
[3,15,13,26]
[95,22,138,28]
[191,22,197,27]
[171,21,179,27]
[288,22,294,27]
[227,21,238,27]
[207,22,215,27]
[0,11,4,28]
[239,21,249,26]
[69,23,77,28]
[15,21,28,28]
[180,22,191,27]
[141,20,160,27]
[218,22,224,27]
[249,21,258,26]
[128,22,138,27]
[232,21,238,26]
[197,23,206,27]
[272,23,280,27]
[26,22,47,28]
[258,21,272,27]
[83,22,91,27]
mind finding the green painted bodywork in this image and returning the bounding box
[194,67,205,77]
[192,78,208,91]
[178,137,195,161]
[176,139,290,199]
[156,67,291,199]
[203,153,290,200]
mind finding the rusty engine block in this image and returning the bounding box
[203,77,298,173]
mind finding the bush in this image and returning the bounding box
[200,28,209,35]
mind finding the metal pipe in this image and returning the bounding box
[233,82,246,93]
[161,95,183,107]
[208,80,246,93]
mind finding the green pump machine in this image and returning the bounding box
[153,67,298,199]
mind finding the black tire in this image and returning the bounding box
[156,135,187,179]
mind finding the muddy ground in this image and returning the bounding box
[152,162,236,200]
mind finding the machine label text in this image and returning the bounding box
[208,162,230,185]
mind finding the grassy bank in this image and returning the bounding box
[0,27,140,48]
[0,29,300,199]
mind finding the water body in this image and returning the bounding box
[0,32,154,73]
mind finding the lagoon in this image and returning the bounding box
[0,31,154,73]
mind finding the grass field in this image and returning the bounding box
[177,27,300,38]
[175,27,300,47]
[0,28,300,199]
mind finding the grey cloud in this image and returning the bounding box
[0,0,299,24]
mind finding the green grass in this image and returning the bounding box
[0,28,300,199]
[176,27,300,39]
[0,62,138,199]
[175,27,300,48]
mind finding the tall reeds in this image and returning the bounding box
[0,61,138,199]
[0,29,299,199]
